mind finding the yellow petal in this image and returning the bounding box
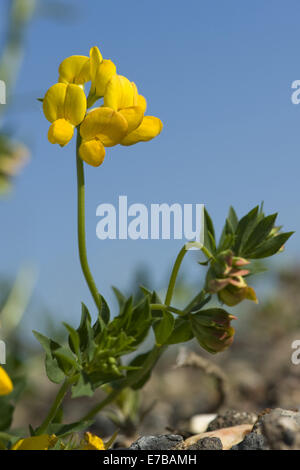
[79,139,106,167]
[64,84,87,126]
[104,75,135,111]
[90,46,103,83]
[131,82,139,105]
[246,287,258,303]
[81,432,105,450]
[80,107,128,147]
[12,435,57,451]
[121,116,163,146]
[119,106,144,134]
[48,119,74,146]
[58,55,90,84]
[43,83,67,123]
[0,366,13,396]
[137,94,147,113]
[94,60,117,98]
[131,82,147,112]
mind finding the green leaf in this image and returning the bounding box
[218,207,238,252]
[63,323,80,358]
[110,296,152,349]
[129,297,152,346]
[127,351,153,390]
[100,295,110,324]
[242,213,277,256]
[139,285,152,297]
[248,231,294,258]
[45,356,65,384]
[93,295,110,337]
[189,294,212,313]
[77,303,95,361]
[54,347,81,374]
[151,290,163,304]
[204,208,216,253]
[227,206,239,231]
[166,317,194,344]
[112,286,126,310]
[33,331,65,384]
[71,373,94,398]
[153,310,174,345]
[204,208,215,239]
[233,206,259,255]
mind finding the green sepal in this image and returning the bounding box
[166,317,194,344]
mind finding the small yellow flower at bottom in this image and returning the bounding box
[0,366,13,396]
[11,435,57,450]
[48,119,74,146]
[79,139,106,167]
[78,106,128,167]
[43,83,87,147]
[80,432,105,450]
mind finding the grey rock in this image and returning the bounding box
[231,432,269,450]
[252,408,300,450]
[129,434,183,450]
[188,437,222,450]
[207,409,257,431]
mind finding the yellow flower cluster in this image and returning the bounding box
[43,46,163,167]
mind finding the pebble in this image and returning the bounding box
[129,434,183,450]
[207,409,257,431]
[188,437,222,450]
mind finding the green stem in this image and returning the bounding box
[76,131,102,313]
[150,303,184,315]
[37,379,71,435]
[185,241,216,262]
[165,245,188,306]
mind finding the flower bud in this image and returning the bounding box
[190,309,236,354]
[207,252,257,307]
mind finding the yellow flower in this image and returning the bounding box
[43,46,163,162]
[121,115,163,146]
[104,75,145,133]
[58,47,117,106]
[43,83,87,146]
[11,435,57,450]
[0,366,13,396]
[58,55,90,85]
[79,107,128,166]
[80,432,105,450]
[104,74,163,147]
[88,46,117,105]
[79,74,163,166]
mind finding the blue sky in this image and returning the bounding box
[0,0,299,334]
